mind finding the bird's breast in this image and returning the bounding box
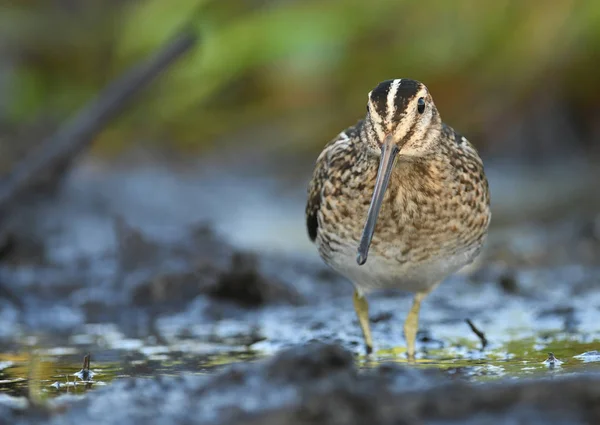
[315,155,490,287]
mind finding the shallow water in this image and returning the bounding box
[1,334,599,399]
[0,348,263,399]
[369,337,600,381]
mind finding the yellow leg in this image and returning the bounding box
[403,291,429,360]
[353,290,373,354]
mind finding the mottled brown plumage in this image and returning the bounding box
[306,79,491,357]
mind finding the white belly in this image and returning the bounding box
[326,243,481,295]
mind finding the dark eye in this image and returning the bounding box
[417,97,425,114]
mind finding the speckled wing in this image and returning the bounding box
[306,126,358,242]
[306,142,331,242]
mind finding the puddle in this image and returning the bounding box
[366,336,600,382]
[0,348,263,399]
[1,332,599,400]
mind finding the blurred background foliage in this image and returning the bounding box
[1,0,599,160]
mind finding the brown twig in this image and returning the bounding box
[82,353,91,372]
[0,28,198,208]
[465,318,488,350]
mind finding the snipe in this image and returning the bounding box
[306,79,491,357]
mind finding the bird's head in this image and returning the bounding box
[357,79,442,265]
[363,78,441,157]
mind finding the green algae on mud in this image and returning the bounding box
[1,335,599,400]
[0,348,263,399]
[362,335,600,382]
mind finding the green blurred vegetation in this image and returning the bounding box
[1,0,599,156]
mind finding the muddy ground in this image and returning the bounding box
[0,153,599,424]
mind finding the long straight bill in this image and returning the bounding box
[356,136,398,265]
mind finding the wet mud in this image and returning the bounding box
[0,155,599,424]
